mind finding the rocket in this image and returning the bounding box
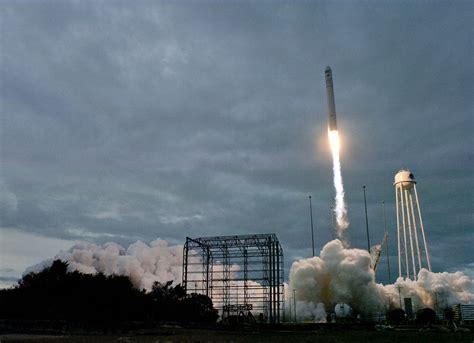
[324,66,337,131]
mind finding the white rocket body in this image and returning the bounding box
[325,66,337,131]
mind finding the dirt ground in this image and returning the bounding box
[0,328,472,343]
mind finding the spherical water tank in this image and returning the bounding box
[334,303,352,318]
[394,170,416,189]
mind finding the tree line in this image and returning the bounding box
[0,260,218,328]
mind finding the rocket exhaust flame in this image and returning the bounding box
[329,130,349,235]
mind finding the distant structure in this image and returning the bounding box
[182,234,284,323]
[394,170,431,280]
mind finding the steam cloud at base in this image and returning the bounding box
[24,236,473,322]
[25,239,184,291]
[287,239,474,321]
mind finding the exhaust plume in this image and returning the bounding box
[24,236,473,322]
[287,239,474,321]
[328,130,349,236]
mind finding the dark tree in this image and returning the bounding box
[0,260,217,329]
[149,281,217,322]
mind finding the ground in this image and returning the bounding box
[0,328,472,343]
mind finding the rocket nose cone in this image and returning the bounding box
[325,66,332,73]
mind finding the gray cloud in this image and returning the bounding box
[1,0,472,284]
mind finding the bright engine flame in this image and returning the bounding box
[328,130,349,235]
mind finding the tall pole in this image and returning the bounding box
[382,201,392,283]
[309,196,315,257]
[292,289,297,322]
[363,185,371,254]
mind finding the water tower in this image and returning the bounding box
[394,170,431,280]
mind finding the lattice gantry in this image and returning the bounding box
[182,234,284,323]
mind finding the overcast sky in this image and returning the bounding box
[1,0,472,287]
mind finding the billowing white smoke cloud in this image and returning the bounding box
[24,236,473,320]
[293,301,327,322]
[24,238,270,317]
[287,239,474,321]
[25,239,183,291]
[287,239,385,319]
[385,270,474,309]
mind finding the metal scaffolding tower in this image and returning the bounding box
[182,234,284,323]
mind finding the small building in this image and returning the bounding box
[453,304,474,324]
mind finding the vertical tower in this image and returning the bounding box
[394,170,431,280]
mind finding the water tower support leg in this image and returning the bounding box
[396,188,402,278]
[409,191,423,270]
[400,189,410,279]
[404,190,417,280]
[414,185,432,271]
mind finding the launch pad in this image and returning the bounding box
[182,234,284,323]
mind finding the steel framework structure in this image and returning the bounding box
[182,234,284,323]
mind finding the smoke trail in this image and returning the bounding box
[328,130,349,236]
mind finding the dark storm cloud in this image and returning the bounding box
[1,0,472,283]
